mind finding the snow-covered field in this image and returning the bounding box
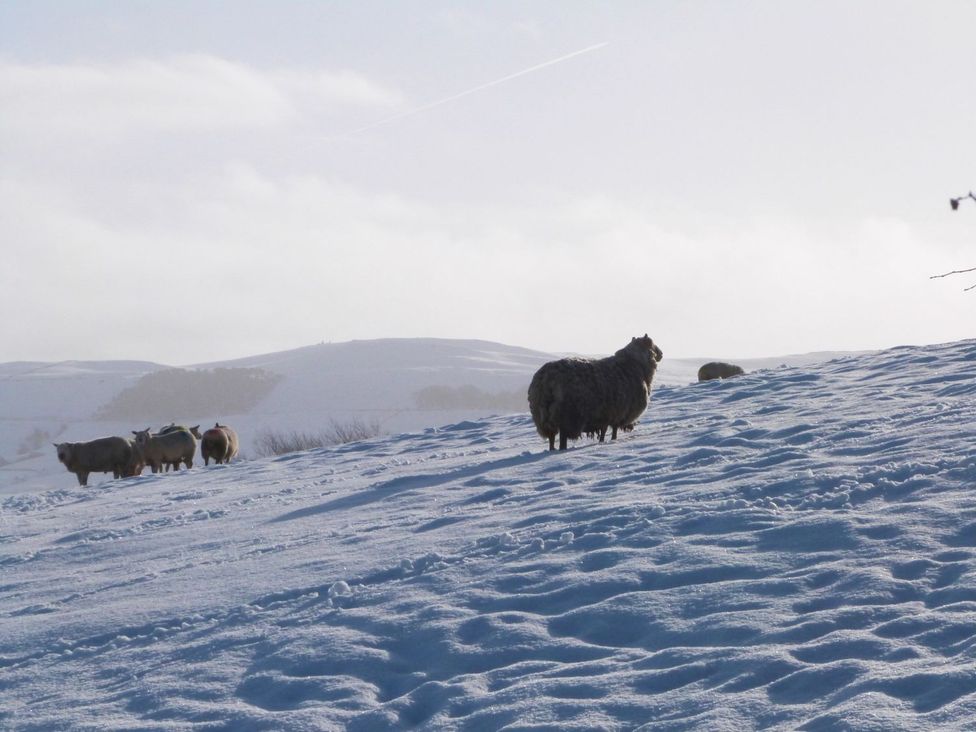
[4,339,975,730]
[0,339,553,495]
[0,338,846,496]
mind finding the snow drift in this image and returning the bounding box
[3,340,976,729]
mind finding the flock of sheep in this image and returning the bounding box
[53,338,745,484]
[54,423,239,486]
[528,335,744,450]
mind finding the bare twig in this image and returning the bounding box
[934,192,976,290]
[930,266,976,280]
[949,191,976,210]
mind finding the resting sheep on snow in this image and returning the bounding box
[698,362,745,382]
[528,334,664,451]
[132,427,196,473]
[201,423,239,465]
[54,436,141,486]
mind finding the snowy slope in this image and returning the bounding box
[189,338,555,444]
[0,339,552,495]
[3,340,976,729]
[0,337,846,496]
[0,360,169,494]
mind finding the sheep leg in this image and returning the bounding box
[77,471,89,486]
[548,434,555,451]
[611,426,618,440]
[559,432,568,450]
[598,427,607,442]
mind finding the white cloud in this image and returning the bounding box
[272,68,403,109]
[0,56,402,137]
[0,163,965,364]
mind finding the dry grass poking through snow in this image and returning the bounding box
[253,418,382,457]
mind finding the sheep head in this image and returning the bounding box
[624,334,663,364]
[54,442,73,465]
[132,428,153,447]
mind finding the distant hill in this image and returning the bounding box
[0,339,557,494]
[95,367,282,423]
[0,338,861,494]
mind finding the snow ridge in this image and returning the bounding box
[3,341,976,729]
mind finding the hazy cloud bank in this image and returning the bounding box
[0,55,402,136]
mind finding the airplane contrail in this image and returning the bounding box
[336,42,609,138]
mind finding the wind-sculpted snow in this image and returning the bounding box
[3,341,976,729]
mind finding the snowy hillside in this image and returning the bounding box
[0,339,553,495]
[3,340,976,729]
[0,360,169,494]
[0,338,845,495]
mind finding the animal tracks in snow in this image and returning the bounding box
[6,341,976,728]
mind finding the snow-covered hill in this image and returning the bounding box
[0,338,846,495]
[0,339,553,495]
[3,339,976,729]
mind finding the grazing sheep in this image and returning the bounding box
[528,334,664,451]
[201,423,239,465]
[124,445,146,478]
[159,423,201,438]
[157,424,200,471]
[54,436,139,486]
[132,427,196,473]
[698,362,745,382]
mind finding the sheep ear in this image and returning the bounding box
[132,431,138,436]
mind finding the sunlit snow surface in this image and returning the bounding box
[3,341,976,730]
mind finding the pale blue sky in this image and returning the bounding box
[2,2,974,363]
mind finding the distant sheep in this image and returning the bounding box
[133,427,196,473]
[698,362,745,382]
[159,423,201,438]
[528,334,664,451]
[158,424,201,472]
[201,423,239,465]
[54,436,140,486]
[125,446,146,478]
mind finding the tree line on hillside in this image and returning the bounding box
[95,367,281,422]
